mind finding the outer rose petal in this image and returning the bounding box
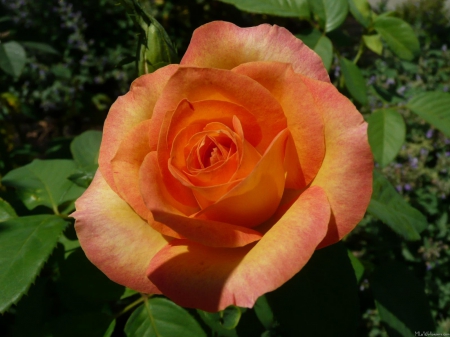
[147,186,330,312]
[111,119,152,219]
[303,77,373,247]
[233,62,325,188]
[73,171,169,293]
[152,211,262,248]
[181,21,330,83]
[98,65,178,192]
[193,129,289,228]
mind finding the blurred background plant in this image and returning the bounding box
[0,0,449,336]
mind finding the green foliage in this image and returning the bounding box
[308,0,349,32]
[368,171,427,241]
[218,0,310,18]
[2,159,85,213]
[407,91,450,138]
[0,215,67,313]
[0,198,17,222]
[373,16,420,61]
[124,297,207,337]
[340,57,368,104]
[0,41,27,77]
[368,108,406,167]
[348,0,372,27]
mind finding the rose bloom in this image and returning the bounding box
[73,21,373,312]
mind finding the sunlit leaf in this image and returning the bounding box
[368,171,427,241]
[308,0,348,32]
[374,16,420,60]
[0,41,27,77]
[363,34,383,55]
[217,0,309,17]
[371,262,435,336]
[125,297,206,337]
[348,0,372,27]
[2,159,85,212]
[406,91,450,138]
[368,109,406,167]
[297,29,333,71]
[0,215,67,313]
[340,57,367,104]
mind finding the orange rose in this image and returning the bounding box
[73,21,373,312]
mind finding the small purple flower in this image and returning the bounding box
[442,44,448,52]
[385,78,395,86]
[445,151,450,157]
[396,185,403,193]
[334,66,340,78]
[426,129,434,139]
[367,75,376,86]
[444,86,449,92]
[397,86,406,95]
[409,157,418,169]
[420,148,428,156]
[404,184,412,191]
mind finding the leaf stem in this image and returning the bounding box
[114,294,148,318]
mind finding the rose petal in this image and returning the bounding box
[140,151,199,217]
[152,210,262,248]
[181,21,330,83]
[303,77,373,247]
[111,119,152,219]
[233,61,325,188]
[147,186,330,311]
[193,129,290,228]
[155,68,287,152]
[72,171,169,294]
[98,65,178,192]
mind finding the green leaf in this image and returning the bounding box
[0,198,17,222]
[266,242,359,336]
[0,41,27,77]
[125,297,206,337]
[2,159,85,213]
[368,109,406,167]
[217,0,310,17]
[406,91,450,138]
[347,250,365,283]
[70,130,102,169]
[340,57,367,104]
[103,320,116,337]
[0,215,67,313]
[374,16,420,61]
[363,34,383,55]
[308,0,348,32]
[368,171,427,241]
[59,248,124,304]
[254,295,275,329]
[20,42,59,55]
[348,0,372,27]
[221,306,241,330]
[297,29,333,71]
[68,169,95,188]
[371,262,435,336]
[197,310,238,337]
